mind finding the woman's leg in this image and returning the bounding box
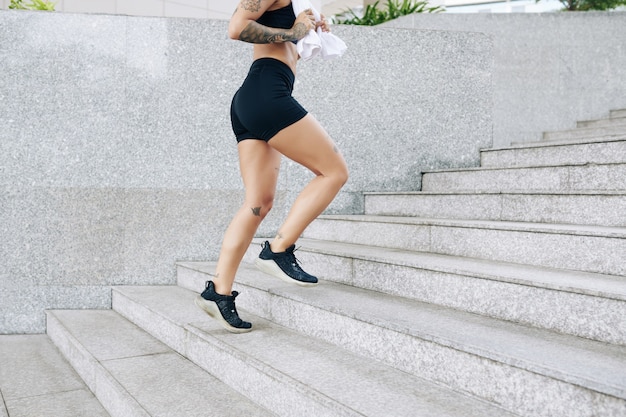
[267,114,349,252]
[212,139,281,296]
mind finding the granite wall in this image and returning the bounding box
[0,10,492,333]
[382,12,626,147]
[1,0,236,20]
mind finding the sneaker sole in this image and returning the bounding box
[194,296,252,334]
[254,258,318,287]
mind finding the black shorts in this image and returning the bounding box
[230,58,308,142]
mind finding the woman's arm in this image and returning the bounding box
[228,0,314,44]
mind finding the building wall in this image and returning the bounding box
[0,0,346,19]
[383,12,626,147]
[0,10,493,333]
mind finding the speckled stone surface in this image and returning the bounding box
[0,11,493,192]
[481,138,626,168]
[0,10,492,332]
[543,124,626,141]
[303,216,626,276]
[175,266,626,417]
[0,285,111,334]
[383,13,626,147]
[5,390,111,417]
[47,309,269,417]
[232,238,626,345]
[364,191,626,227]
[113,285,518,417]
[0,335,110,417]
[421,163,626,192]
[272,239,626,344]
[0,392,7,417]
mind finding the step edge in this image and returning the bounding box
[112,287,363,417]
[485,136,626,152]
[364,190,626,197]
[249,238,626,301]
[577,117,626,128]
[313,215,626,238]
[422,161,626,175]
[114,286,511,417]
[46,311,152,417]
[179,243,626,303]
[544,125,626,135]
[183,322,361,417]
[178,268,626,400]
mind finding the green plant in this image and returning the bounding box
[334,0,442,26]
[537,0,626,10]
[9,0,56,11]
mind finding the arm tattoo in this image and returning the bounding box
[290,22,308,40]
[251,206,261,216]
[239,21,306,44]
[240,0,261,12]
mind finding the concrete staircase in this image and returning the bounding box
[43,110,626,417]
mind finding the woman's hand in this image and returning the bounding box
[316,14,331,33]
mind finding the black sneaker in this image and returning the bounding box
[194,280,252,333]
[254,241,318,286]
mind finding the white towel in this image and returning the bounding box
[291,0,347,61]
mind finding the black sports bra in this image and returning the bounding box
[256,3,297,44]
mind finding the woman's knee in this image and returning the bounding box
[336,163,349,187]
[329,159,349,188]
[246,194,275,219]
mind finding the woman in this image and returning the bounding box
[195,0,349,333]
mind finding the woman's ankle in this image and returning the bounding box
[212,277,233,296]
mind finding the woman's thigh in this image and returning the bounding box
[237,139,282,205]
[268,114,348,179]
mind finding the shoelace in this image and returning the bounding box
[286,246,306,272]
[220,292,244,325]
[229,291,240,314]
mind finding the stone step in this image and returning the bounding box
[543,124,626,141]
[228,238,626,344]
[611,109,626,119]
[421,162,626,192]
[300,215,626,276]
[46,309,270,417]
[510,134,626,148]
[577,116,626,129]
[176,266,626,417]
[111,286,515,417]
[481,137,626,168]
[0,335,110,417]
[363,190,626,227]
